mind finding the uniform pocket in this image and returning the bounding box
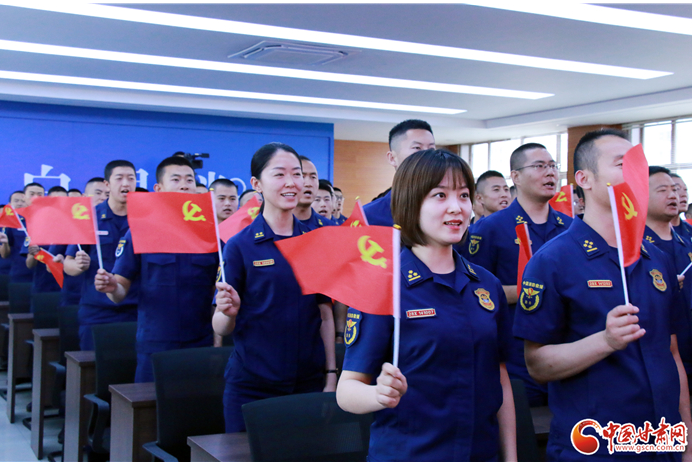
[145,254,176,286]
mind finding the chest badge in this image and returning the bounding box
[468,235,481,255]
[253,259,275,267]
[587,280,613,288]
[688,252,692,263]
[474,288,495,311]
[115,239,126,257]
[649,269,667,292]
[406,308,436,319]
[344,309,361,346]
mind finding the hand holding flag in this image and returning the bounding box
[0,204,24,229]
[34,248,64,288]
[218,195,261,243]
[549,184,574,217]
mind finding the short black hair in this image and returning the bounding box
[48,186,68,195]
[389,119,433,150]
[298,155,312,163]
[575,185,585,200]
[475,170,505,193]
[136,187,149,192]
[104,160,136,181]
[86,177,105,186]
[68,188,81,194]
[510,143,547,171]
[8,190,23,202]
[251,142,301,179]
[209,178,238,192]
[333,187,342,193]
[649,166,671,177]
[195,181,207,189]
[239,189,256,202]
[156,156,194,183]
[670,173,682,180]
[24,182,44,193]
[318,179,334,195]
[573,129,628,174]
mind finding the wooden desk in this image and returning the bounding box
[110,382,157,462]
[531,405,553,442]
[6,313,33,423]
[188,433,252,462]
[0,300,8,368]
[30,328,60,459]
[63,351,96,462]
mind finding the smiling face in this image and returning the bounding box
[648,172,678,222]
[251,150,304,212]
[106,166,137,203]
[477,176,510,215]
[418,172,473,248]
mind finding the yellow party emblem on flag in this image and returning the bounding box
[350,220,361,227]
[182,201,206,222]
[358,235,387,269]
[71,203,90,220]
[474,288,495,311]
[621,193,638,220]
[649,269,667,292]
[35,254,44,262]
[4,205,14,215]
[248,207,260,219]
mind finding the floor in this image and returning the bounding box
[0,370,63,462]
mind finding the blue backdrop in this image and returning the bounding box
[0,101,334,202]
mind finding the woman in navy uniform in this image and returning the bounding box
[214,143,337,432]
[337,149,516,461]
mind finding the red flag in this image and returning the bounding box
[686,218,692,226]
[127,192,218,254]
[218,195,261,243]
[549,184,574,217]
[0,204,23,229]
[515,223,533,298]
[34,249,64,288]
[21,196,97,246]
[342,200,369,227]
[276,226,398,316]
[610,182,646,267]
[622,144,649,221]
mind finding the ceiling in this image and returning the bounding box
[1,2,692,145]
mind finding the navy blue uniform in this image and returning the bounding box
[48,245,83,307]
[674,220,692,244]
[20,241,60,297]
[222,214,326,432]
[114,230,219,383]
[3,220,34,283]
[463,199,572,406]
[344,248,510,462]
[0,240,11,275]
[66,201,139,350]
[300,209,336,231]
[332,214,348,225]
[643,227,692,377]
[514,218,684,461]
[363,190,393,227]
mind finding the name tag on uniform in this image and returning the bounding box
[587,280,613,288]
[253,259,275,267]
[406,308,436,319]
[97,230,109,236]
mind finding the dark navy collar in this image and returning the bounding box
[506,198,568,228]
[401,247,479,292]
[645,225,688,247]
[96,200,117,222]
[570,217,651,262]
[250,213,307,243]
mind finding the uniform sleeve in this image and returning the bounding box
[494,279,512,363]
[49,245,67,256]
[66,244,92,258]
[513,253,566,345]
[342,307,394,376]
[222,237,246,297]
[19,236,29,256]
[465,223,496,275]
[664,255,685,335]
[111,230,140,281]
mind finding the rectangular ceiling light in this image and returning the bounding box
[0,39,552,99]
[0,1,671,79]
[0,70,466,114]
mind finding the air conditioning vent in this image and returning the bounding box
[229,41,351,66]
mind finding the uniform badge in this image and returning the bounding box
[468,235,481,255]
[344,309,362,346]
[520,279,545,312]
[516,215,526,224]
[474,288,495,311]
[254,232,264,239]
[645,235,655,244]
[115,239,126,257]
[583,240,597,253]
[688,252,692,263]
[253,259,275,267]
[318,219,323,226]
[406,308,436,319]
[216,265,222,283]
[24,236,31,246]
[649,269,667,292]
[587,280,612,288]
[556,216,564,226]
[407,270,421,282]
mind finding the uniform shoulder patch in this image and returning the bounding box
[344,308,362,347]
[468,235,482,255]
[520,278,545,312]
[24,236,31,247]
[115,239,126,257]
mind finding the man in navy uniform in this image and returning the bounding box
[363,119,435,226]
[64,162,140,350]
[671,173,692,242]
[644,166,692,382]
[474,170,511,220]
[0,183,44,283]
[95,156,219,382]
[464,142,572,406]
[515,129,691,460]
[293,155,335,230]
[0,191,25,276]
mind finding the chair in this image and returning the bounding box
[0,273,9,301]
[31,291,62,328]
[8,282,32,314]
[143,346,233,462]
[511,379,541,462]
[83,322,138,455]
[242,392,372,462]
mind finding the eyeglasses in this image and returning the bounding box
[514,163,560,172]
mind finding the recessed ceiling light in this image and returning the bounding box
[0,39,552,99]
[0,70,466,114]
[0,1,671,79]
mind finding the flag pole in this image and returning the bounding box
[209,192,227,284]
[392,227,401,368]
[679,260,692,278]
[607,184,630,305]
[89,200,103,270]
